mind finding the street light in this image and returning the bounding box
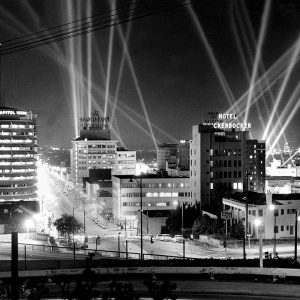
[129,176,143,260]
[118,232,121,258]
[173,200,185,257]
[269,204,278,257]
[24,219,34,241]
[254,218,263,268]
[294,210,300,261]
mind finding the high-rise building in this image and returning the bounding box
[157,141,190,170]
[190,125,265,208]
[0,107,38,233]
[70,112,136,188]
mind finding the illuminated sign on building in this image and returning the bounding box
[80,111,109,129]
[0,110,27,116]
[203,112,252,129]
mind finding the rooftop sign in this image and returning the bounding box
[203,112,252,129]
[0,110,27,116]
[80,111,109,130]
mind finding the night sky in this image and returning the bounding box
[0,0,300,149]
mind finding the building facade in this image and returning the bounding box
[70,112,136,188]
[157,140,190,170]
[223,192,300,240]
[112,174,192,227]
[0,107,38,232]
[190,125,265,208]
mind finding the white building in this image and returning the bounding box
[112,174,192,229]
[223,192,300,239]
[70,112,136,188]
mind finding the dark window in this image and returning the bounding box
[290,226,294,235]
[238,160,241,167]
[274,226,278,233]
[258,210,263,216]
[234,160,237,167]
[281,226,284,231]
[224,160,227,167]
[228,161,232,167]
[281,209,284,215]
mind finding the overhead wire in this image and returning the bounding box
[0,0,194,56]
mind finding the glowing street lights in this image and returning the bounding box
[129,176,143,260]
[24,219,34,241]
[173,200,185,258]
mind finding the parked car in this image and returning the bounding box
[172,235,184,243]
[161,234,172,242]
[155,234,164,241]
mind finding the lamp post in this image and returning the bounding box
[269,204,278,257]
[173,200,185,258]
[118,232,121,258]
[243,171,250,260]
[129,176,143,260]
[254,218,263,268]
[25,219,34,242]
[294,210,300,261]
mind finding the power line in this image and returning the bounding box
[0,0,193,56]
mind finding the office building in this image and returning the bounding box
[112,174,192,229]
[157,140,190,170]
[190,125,265,208]
[0,107,38,233]
[70,112,136,188]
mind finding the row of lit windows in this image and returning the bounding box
[0,175,35,180]
[77,150,116,154]
[120,182,190,189]
[0,139,34,144]
[0,147,36,151]
[209,182,243,190]
[0,161,34,166]
[124,192,191,197]
[118,154,135,158]
[122,201,171,207]
[0,183,32,188]
[0,124,35,129]
[77,144,116,149]
[1,132,36,136]
[0,168,35,173]
[0,154,35,158]
[0,190,36,196]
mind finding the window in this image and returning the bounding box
[258,210,263,216]
[281,209,284,215]
[290,225,294,235]
[274,226,278,233]
[281,226,284,231]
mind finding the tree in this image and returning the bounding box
[54,214,82,243]
[229,220,244,239]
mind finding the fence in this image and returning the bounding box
[1,236,300,272]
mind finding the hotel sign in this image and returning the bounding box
[80,111,109,129]
[203,112,252,129]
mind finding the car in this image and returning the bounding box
[162,234,172,242]
[172,235,184,243]
[155,234,164,241]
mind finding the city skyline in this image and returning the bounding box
[0,0,300,150]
